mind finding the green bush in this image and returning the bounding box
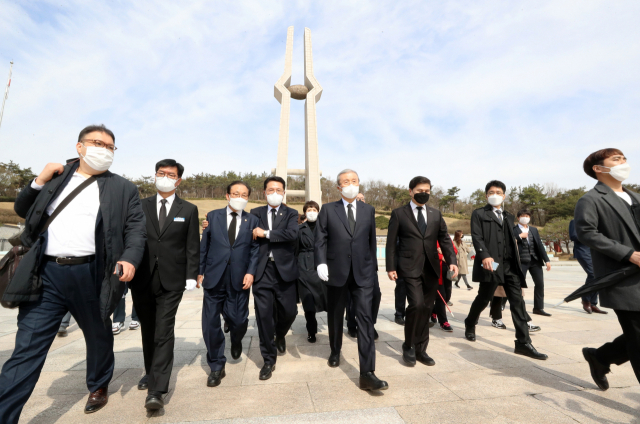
[375,215,389,230]
[0,197,16,202]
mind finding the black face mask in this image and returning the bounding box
[413,192,430,204]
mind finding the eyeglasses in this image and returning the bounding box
[265,188,284,195]
[156,171,179,179]
[81,139,117,152]
[230,192,249,199]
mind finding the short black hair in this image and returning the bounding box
[517,209,532,218]
[78,124,115,144]
[485,180,506,194]
[409,176,432,190]
[155,159,184,178]
[583,148,625,179]
[303,200,320,213]
[227,180,252,196]
[264,176,286,190]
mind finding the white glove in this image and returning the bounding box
[317,264,329,282]
[185,279,197,291]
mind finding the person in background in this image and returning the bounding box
[432,242,457,332]
[569,219,607,314]
[296,201,328,343]
[112,285,140,335]
[453,230,472,290]
[58,312,72,337]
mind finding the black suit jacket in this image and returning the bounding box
[250,204,299,283]
[470,204,525,285]
[314,200,377,287]
[386,203,456,278]
[132,194,200,292]
[513,225,550,264]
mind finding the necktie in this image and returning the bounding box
[496,209,503,225]
[347,204,356,234]
[159,199,167,231]
[228,212,237,246]
[416,206,427,235]
[270,209,276,230]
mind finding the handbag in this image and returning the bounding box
[0,176,97,308]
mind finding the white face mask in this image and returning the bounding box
[487,194,504,206]
[267,193,284,207]
[155,176,178,193]
[80,146,113,172]
[519,217,530,225]
[306,211,318,222]
[601,163,631,182]
[340,184,360,200]
[229,197,248,211]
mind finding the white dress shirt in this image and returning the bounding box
[342,198,357,221]
[31,173,100,257]
[616,191,632,206]
[156,193,175,219]
[410,200,428,226]
[226,206,242,238]
[265,204,281,258]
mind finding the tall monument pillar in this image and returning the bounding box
[273,27,323,205]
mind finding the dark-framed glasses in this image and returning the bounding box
[156,171,179,179]
[81,139,117,152]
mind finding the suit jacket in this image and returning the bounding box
[131,194,200,292]
[314,200,377,287]
[470,204,525,285]
[199,207,260,291]
[385,203,456,278]
[513,225,550,264]
[250,204,299,283]
[569,219,591,260]
[575,182,640,311]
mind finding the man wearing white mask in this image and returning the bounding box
[463,180,548,360]
[249,176,300,380]
[315,169,388,390]
[0,125,146,421]
[198,181,260,386]
[129,159,200,410]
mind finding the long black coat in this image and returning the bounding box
[296,222,327,312]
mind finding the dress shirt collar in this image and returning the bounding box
[492,206,503,214]
[342,197,357,208]
[518,223,529,232]
[410,200,426,211]
[227,205,241,216]
[157,193,176,207]
[268,204,281,214]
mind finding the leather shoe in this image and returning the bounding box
[327,353,340,368]
[347,328,358,338]
[84,387,108,414]
[416,351,436,366]
[514,342,548,360]
[275,336,286,354]
[307,333,316,343]
[137,374,148,390]
[144,391,164,411]
[591,305,608,314]
[231,341,242,360]
[583,347,609,390]
[428,321,435,328]
[359,372,388,391]
[207,369,226,387]
[532,308,552,317]
[402,342,416,366]
[465,326,476,342]
[394,316,405,326]
[259,363,275,380]
[583,301,592,314]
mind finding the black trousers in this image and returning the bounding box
[522,261,545,310]
[394,277,407,318]
[595,310,640,384]
[346,277,381,331]
[300,293,318,335]
[130,268,183,393]
[435,278,452,325]
[0,261,114,424]
[490,296,532,322]
[252,261,298,365]
[464,260,531,344]
[576,256,599,305]
[404,265,439,352]
[327,268,376,373]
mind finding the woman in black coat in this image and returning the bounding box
[296,201,328,343]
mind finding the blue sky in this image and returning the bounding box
[1,1,639,197]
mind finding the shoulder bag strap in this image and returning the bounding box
[41,176,97,234]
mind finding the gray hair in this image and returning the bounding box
[336,169,359,185]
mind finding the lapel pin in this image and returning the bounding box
[244,219,247,222]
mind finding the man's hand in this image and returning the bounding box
[202,220,209,230]
[197,275,204,288]
[449,264,459,279]
[546,262,552,271]
[630,252,640,267]
[185,279,197,291]
[252,227,266,240]
[387,271,398,281]
[317,264,329,281]
[482,257,495,272]
[242,274,254,290]
[115,261,135,282]
[519,232,528,239]
[35,163,65,186]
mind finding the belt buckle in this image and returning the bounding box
[56,257,65,264]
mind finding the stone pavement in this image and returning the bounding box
[1,265,639,423]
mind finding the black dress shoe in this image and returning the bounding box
[347,328,358,338]
[307,333,316,343]
[416,351,436,366]
[374,329,379,340]
[144,391,164,411]
[327,353,340,368]
[359,372,389,391]
[583,347,610,390]
[275,336,286,354]
[402,342,416,366]
[84,387,108,414]
[231,341,242,360]
[394,316,405,326]
[138,374,149,390]
[590,305,608,314]
[428,321,435,328]
[259,363,275,380]
[207,369,226,387]
[514,342,548,360]
[532,308,552,317]
[465,326,476,342]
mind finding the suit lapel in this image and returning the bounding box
[488,207,503,227]
[334,201,352,236]
[273,205,285,229]
[424,207,438,239]
[146,196,161,236]
[218,209,231,246]
[159,196,184,237]
[260,206,269,229]
[602,191,640,243]
[403,203,421,235]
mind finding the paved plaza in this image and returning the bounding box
[1,264,639,423]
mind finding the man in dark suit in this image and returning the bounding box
[249,176,299,380]
[386,176,458,367]
[569,219,607,314]
[199,181,260,386]
[315,169,388,390]
[129,159,200,411]
[513,209,552,316]
[576,148,640,389]
[463,180,547,360]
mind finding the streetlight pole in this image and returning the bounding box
[0,61,14,132]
